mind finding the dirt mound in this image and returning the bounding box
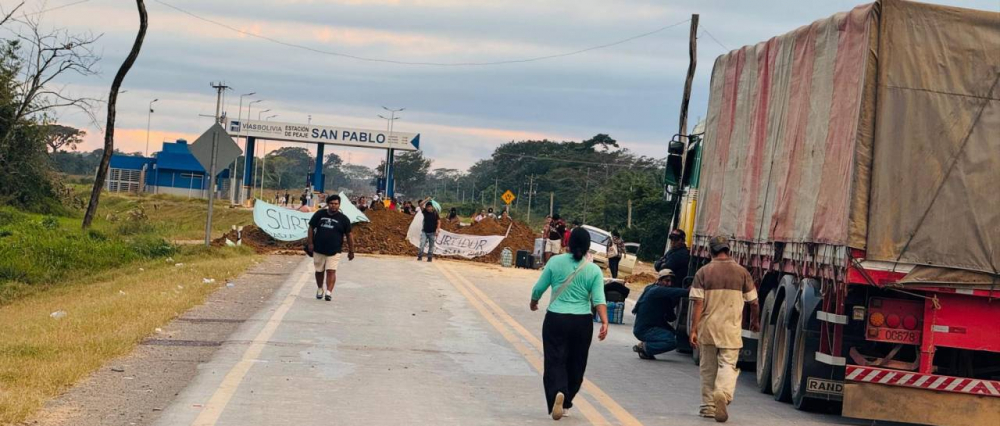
[624,272,657,285]
[213,210,538,264]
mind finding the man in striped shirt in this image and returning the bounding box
[689,236,759,423]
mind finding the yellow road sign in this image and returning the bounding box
[501,190,516,205]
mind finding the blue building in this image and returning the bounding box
[107,139,230,198]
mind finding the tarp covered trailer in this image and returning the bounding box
[689,0,999,424]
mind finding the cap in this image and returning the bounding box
[709,236,730,253]
[657,269,675,279]
[669,229,686,240]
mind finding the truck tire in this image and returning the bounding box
[791,313,825,411]
[771,296,795,402]
[756,291,777,394]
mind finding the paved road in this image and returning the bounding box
[153,255,869,426]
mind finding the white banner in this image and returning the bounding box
[407,212,510,259]
[253,195,368,242]
[228,119,419,151]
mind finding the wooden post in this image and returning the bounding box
[668,13,698,235]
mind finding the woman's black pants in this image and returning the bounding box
[542,311,594,414]
[609,256,621,278]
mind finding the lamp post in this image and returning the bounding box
[254,109,272,198]
[379,106,404,197]
[266,114,278,121]
[230,91,255,203]
[241,99,263,203]
[145,98,158,157]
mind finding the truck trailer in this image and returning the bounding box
[678,1,999,424]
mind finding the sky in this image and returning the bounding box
[10,0,998,171]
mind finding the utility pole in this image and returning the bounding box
[583,167,590,224]
[526,175,534,223]
[667,14,698,247]
[492,176,498,211]
[210,82,230,124]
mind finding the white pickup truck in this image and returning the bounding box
[580,225,639,277]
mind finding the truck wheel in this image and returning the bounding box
[756,292,777,394]
[771,296,795,402]
[791,312,824,411]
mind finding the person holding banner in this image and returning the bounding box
[307,194,355,302]
[530,227,608,420]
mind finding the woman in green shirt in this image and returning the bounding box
[530,227,608,420]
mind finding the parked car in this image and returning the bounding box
[580,225,640,277]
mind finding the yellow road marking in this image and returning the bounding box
[191,263,312,426]
[440,262,645,426]
[434,263,612,426]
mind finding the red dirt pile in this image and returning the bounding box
[213,210,539,264]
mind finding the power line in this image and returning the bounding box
[19,0,92,17]
[493,152,665,170]
[699,24,730,52]
[153,0,690,67]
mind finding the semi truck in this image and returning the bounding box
[673,1,999,424]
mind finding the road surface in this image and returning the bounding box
[152,255,871,426]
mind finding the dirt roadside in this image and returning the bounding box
[24,255,302,426]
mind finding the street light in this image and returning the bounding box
[230,91,256,203]
[379,106,404,196]
[265,114,278,121]
[258,109,271,121]
[145,98,158,157]
[241,99,263,203]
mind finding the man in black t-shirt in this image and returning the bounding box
[542,214,566,264]
[417,200,440,262]
[307,194,355,301]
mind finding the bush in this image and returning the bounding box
[0,210,177,292]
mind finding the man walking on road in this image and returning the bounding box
[631,269,688,360]
[689,236,759,423]
[417,201,440,262]
[307,194,355,301]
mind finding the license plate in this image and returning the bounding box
[869,327,921,344]
[807,378,844,395]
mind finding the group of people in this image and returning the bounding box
[531,226,758,423]
[304,194,758,423]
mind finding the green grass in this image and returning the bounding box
[0,191,254,305]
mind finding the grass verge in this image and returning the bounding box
[0,246,258,425]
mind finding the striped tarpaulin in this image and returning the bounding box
[695,3,875,247]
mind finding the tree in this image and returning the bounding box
[0,2,102,213]
[375,150,431,197]
[83,0,146,228]
[262,146,314,190]
[44,124,85,153]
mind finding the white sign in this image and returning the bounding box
[253,196,369,241]
[228,119,419,151]
[406,212,510,259]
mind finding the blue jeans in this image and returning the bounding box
[634,326,678,356]
[418,232,436,258]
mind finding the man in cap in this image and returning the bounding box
[631,269,688,360]
[655,229,690,281]
[689,236,759,423]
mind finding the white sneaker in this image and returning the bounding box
[315,287,323,300]
[551,392,565,420]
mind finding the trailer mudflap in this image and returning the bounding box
[843,382,1000,426]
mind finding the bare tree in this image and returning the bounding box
[0,2,102,166]
[83,0,147,229]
